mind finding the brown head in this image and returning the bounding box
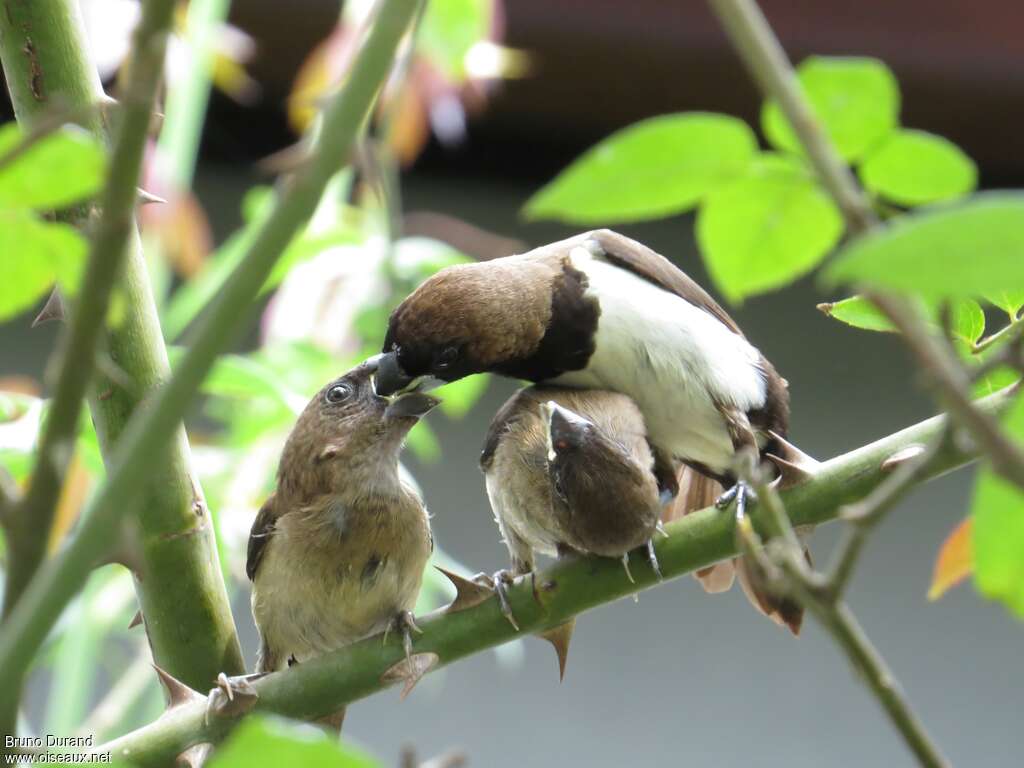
[376,254,599,395]
[276,360,439,502]
[542,401,661,557]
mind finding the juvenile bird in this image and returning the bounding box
[247,361,438,726]
[374,229,804,632]
[482,386,664,600]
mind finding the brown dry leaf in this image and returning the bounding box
[143,193,213,278]
[385,80,430,167]
[929,517,973,601]
[288,26,355,134]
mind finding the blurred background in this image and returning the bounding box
[1,0,1022,765]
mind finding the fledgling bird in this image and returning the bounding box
[482,386,664,596]
[374,229,805,633]
[246,361,438,726]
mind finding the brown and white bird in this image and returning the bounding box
[373,229,803,633]
[247,360,438,726]
[482,386,664,588]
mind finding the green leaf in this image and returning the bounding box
[823,193,1024,300]
[949,298,985,347]
[0,210,87,321]
[392,236,472,283]
[207,715,379,768]
[419,0,492,80]
[972,392,1024,618]
[0,123,107,209]
[859,129,977,206]
[696,156,844,303]
[525,113,757,224]
[817,295,894,332]
[762,56,900,161]
[261,227,361,296]
[984,290,1024,320]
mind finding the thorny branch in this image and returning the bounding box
[97,388,1012,766]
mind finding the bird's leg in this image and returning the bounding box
[384,610,423,666]
[715,481,758,523]
[472,570,519,631]
[645,539,663,580]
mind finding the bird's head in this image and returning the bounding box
[278,360,439,497]
[376,259,557,396]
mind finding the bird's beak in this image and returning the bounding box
[384,391,441,421]
[541,401,590,460]
[373,351,415,397]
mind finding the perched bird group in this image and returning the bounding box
[246,229,808,728]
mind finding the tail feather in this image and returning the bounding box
[664,465,811,635]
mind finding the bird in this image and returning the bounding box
[246,360,438,728]
[481,386,664,613]
[373,228,805,633]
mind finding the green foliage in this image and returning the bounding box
[762,56,900,161]
[208,715,379,768]
[817,295,895,332]
[859,129,977,206]
[0,123,107,209]
[824,194,1024,301]
[972,395,1024,618]
[525,113,757,224]
[984,290,1024,320]
[0,208,86,321]
[419,0,493,80]
[697,155,842,302]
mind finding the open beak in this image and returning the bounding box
[384,391,441,421]
[374,352,415,397]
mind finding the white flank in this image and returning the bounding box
[556,246,768,473]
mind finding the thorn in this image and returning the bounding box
[767,433,821,473]
[205,672,260,724]
[765,454,814,489]
[435,566,494,613]
[537,618,575,682]
[137,188,167,205]
[881,444,926,472]
[176,743,213,768]
[128,610,143,629]
[655,521,669,538]
[381,652,439,700]
[152,664,203,709]
[32,289,65,327]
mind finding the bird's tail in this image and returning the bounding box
[663,465,809,636]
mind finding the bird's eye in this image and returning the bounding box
[435,346,459,370]
[325,383,353,404]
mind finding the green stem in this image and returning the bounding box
[0,0,419,710]
[0,0,246,717]
[101,388,1012,766]
[157,0,231,190]
[706,0,878,236]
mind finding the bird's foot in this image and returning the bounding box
[205,672,265,724]
[715,481,757,522]
[472,570,519,631]
[384,610,422,665]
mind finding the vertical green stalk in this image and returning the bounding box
[0,0,243,727]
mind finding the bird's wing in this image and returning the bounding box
[246,493,281,581]
[480,388,533,471]
[587,229,742,335]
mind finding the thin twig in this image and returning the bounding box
[706,3,954,765]
[870,292,1024,488]
[740,467,949,768]
[706,0,878,236]
[826,425,953,597]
